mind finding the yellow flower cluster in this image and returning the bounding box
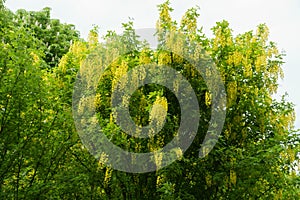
[112,60,128,91]
[150,96,168,128]
[227,81,237,107]
[205,173,212,187]
[212,27,233,51]
[153,152,163,170]
[103,167,112,187]
[30,52,40,65]
[158,51,172,65]
[205,91,211,106]
[70,41,88,61]
[94,93,101,110]
[78,96,94,115]
[230,169,237,186]
[139,49,152,65]
[230,158,237,186]
[227,51,242,66]
[255,54,267,73]
[224,125,231,139]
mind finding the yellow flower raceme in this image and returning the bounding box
[205,91,211,106]
[150,96,168,127]
[227,81,237,107]
[112,60,128,91]
[30,52,40,65]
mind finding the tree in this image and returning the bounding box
[0,3,83,199]
[68,1,299,199]
[14,7,80,68]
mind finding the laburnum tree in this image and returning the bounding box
[61,1,299,199]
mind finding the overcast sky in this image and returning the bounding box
[5,0,300,128]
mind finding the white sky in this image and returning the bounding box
[5,0,300,129]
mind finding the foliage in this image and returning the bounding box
[14,7,80,68]
[0,0,299,199]
[0,3,85,199]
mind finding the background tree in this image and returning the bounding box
[14,7,80,68]
[0,3,83,199]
